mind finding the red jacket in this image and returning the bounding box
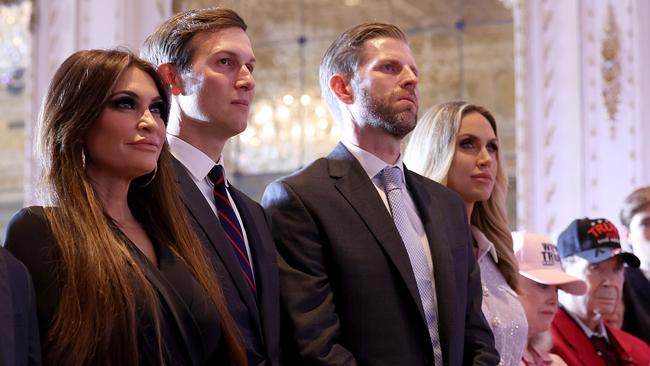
[551,307,650,366]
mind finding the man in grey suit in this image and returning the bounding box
[262,23,498,365]
[141,8,280,366]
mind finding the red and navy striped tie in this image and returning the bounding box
[208,165,256,292]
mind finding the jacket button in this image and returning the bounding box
[423,358,431,366]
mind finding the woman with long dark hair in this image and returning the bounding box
[5,49,246,365]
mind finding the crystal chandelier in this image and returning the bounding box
[0,1,30,91]
[233,93,341,174]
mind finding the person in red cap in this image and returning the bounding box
[513,231,587,366]
[551,218,650,366]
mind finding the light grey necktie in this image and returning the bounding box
[382,166,443,365]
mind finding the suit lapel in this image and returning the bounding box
[607,325,634,364]
[405,169,455,356]
[172,158,261,331]
[328,143,426,321]
[556,308,604,365]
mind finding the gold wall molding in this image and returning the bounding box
[601,3,621,135]
[541,0,556,226]
[513,0,529,228]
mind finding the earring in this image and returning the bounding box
[81,147,87,168]
[139,165,157,188]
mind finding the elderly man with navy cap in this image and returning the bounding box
[551,218,649,366]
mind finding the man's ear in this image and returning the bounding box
[329,74,354,105]
[157,64,183,96]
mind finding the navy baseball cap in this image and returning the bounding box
[556,218,640,267]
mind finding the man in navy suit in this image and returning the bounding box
[262,23,498,365]
[0,247,41,366]
[141,8,280,366]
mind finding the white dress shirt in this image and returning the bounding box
[168,134,254,275]
[565,307,610,343]
[341,139,434,278]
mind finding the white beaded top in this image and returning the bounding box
[473,226,528,366]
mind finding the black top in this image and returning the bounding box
[622,266,650,344]
[4,206,226,365]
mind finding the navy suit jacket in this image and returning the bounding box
[261,143,498,366]
[173,157,281,366]
[0,247,41,366]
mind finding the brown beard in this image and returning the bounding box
[355,86,418,138]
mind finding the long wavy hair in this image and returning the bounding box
[37,49,246,365]
[403,100,519,292]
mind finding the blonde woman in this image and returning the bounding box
[404,101,527,365]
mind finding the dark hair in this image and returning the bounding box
[140,7,247,73]
[319,22,408,123]
[39,49,169,185]
[620,186,650,228]
[38,49,245,365]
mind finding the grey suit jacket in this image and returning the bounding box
[173,158,281,366]
[262,143,498,366]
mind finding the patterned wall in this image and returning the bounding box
[514,0,650,235]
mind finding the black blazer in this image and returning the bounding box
[622,267,650,344]
[4,207,228,365]
[262,143,499,366]
[0,247,41,366]
[173,157,281,366]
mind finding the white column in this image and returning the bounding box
[514,0,647,235]
[25,0,172,204]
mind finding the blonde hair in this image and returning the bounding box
[404,100,519,292]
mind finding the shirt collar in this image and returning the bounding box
[564,308,610,342]
[341,139,405,183]
[167,134,230,187]
[471,226,499,263]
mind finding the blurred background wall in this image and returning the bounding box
[0,0,648,241]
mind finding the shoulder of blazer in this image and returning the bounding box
[277,142,358,184]
[607,323,650,358]
[403,167,466,210]
[5,206,51,255]
[551,308,597,356]
[228,185,264,211]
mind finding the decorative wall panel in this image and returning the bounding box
[514,0,650,235]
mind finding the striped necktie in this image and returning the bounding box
[208,165,256,292]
